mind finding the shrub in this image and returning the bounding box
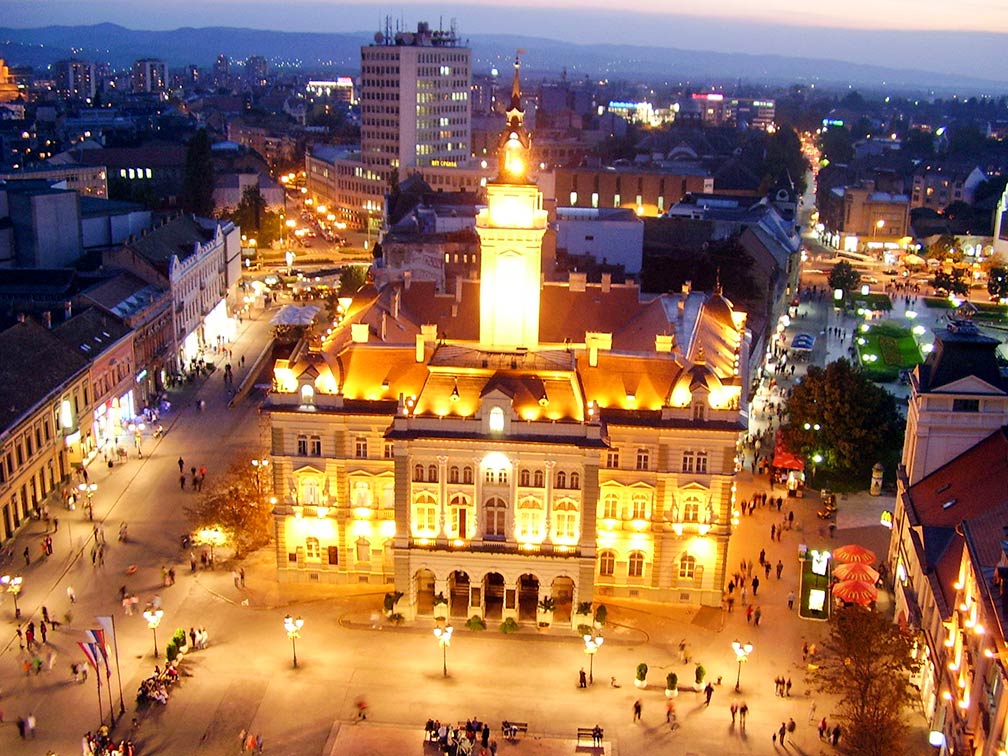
[636,662,648,682]
[500,617,519,634]
[577,624,593,637]
[594,604,608,626]
[172,628,187,647]
[465,615,487,631]
[576,601,593,615]
[432,592,448,606]
[165,640,179,662]
[666,672,678,690]
[383,591,404,614]
[695,664,706,684]
[538,596,556,612]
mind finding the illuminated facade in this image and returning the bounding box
[266,62,750,622]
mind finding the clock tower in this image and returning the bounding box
[476,57,548,349]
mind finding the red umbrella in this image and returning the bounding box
[831,580,878,605]
[833,562,880,583]
[832,544,877,564]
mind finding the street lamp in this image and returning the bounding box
[78,482,97,521]
[732,640,753,692]
[251,458,269,494]
[284,614,304,668]
[1,574,23,619]
[433,621,453,677]
[583,630,604,684]
[195,527,227,568]
[143,607,164,658]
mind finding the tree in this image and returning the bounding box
[926,234,964,263]
[782,359,903,479]
[761,126,809,195]
[988,266,1008,300]
[818,125,853,165]
[901,128,936,157]
[185,454,274,559]
[932,268,969,296]
[809,605,920,756]
[337,264,370,298]
[182,128,215,217]
[828,261,861,294]
[224,186,281,246]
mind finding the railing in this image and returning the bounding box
[409,538,581,558]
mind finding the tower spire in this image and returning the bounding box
[510,54,522,112]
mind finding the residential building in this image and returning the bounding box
[555,207,644,275]
[306,78,354,104]
[554,164,713,217]
[824,180,910,251]
[0,180,83,268]
[52,59,97,102]
[0,59,19,102]
[0,319,91,542]
[911,163,987,212]
[0,163,108,198]
[264,66,750,623]
[103,215,242,371]
[131,59,166,94]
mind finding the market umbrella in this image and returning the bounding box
[833,562,880,583]
[903,253,925,267]
[831,580,878,605]
[832,544,877,564]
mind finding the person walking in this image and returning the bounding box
[818,717,828,739]
[788,591,796,610]
[178,457,185,474]
[255,733,263,754]
[632,699,642,721]
[739,702,748,727]
[67,585,76,604]
[239,728,247,752]
[786,718,796,743]
[776,560,784,579]
[704,682,714,706]
[579,668,587,688]
[754,606,762,627]
[778,722,786,745]
[730,703,738,724]
[831,724,841,746]
[785,676,792,696]
[240,567,246,587]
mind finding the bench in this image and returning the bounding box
[577,726,603,745]
[501,721,528,740]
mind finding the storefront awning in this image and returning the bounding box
[773,431,805,470]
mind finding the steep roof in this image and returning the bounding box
[123,215,215,274]
[53,307,131,360]
[917,330,1006,394]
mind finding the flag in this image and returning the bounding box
[96,615,115,643]
[78,641,100,672]
[85,629,111,676]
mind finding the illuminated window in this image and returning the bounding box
[533,469,544,487]
[519,469,530,487]
[631,495,647,519]
[599,550,615,576]
[305,537,321,561]
[484,497,507,538]
[428,464,438,482]
[556,471,567,489]
[517,497,543,539]
[606,449,620,469]
[683,498,700,522]
[413,494,438,536]
[489,407,504,433]
[696,452,708,473]
[569,472,580,490]
[449,494,470,538]
[569,191,578,205]
[554,499,578,540]
[297,434,308,456]
[414,464,425,482]
[485,469,495,484]
[463,466,473,484]
[302,478,321,505]
[628,551,645,578]
[591,192,599,209]
[384,442,394,459]
[636,448,650,471]
[355,537,371,562]
[354,437,368,458]
[602,493,619,519]
[300,384,315,405]
[682,451,695,473]
[679,554,696,579]
[449,466,460,483]
[353,482,372,508]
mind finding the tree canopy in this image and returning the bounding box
[818,125,854,165]
[828,260,861,294]
[223,186,282,246]
[932,268,969,297]
[185,453,274,559]
[782,359,903,479]
[182,128,215,217]
[809,605,920,756]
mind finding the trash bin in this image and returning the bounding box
[870,462,884,496]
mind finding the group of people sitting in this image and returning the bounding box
[424,717,497,756]
[82,726,135,755]
[136,660,180,705]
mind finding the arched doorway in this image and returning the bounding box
[414,568,436,615]
[449,570,470,618]
[484,572,505,619]
[552,576,575,622]
[517,574,539,621]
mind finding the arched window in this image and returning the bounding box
[556,471,567,489]
[553,499,578,541]
[484,497,507,538]
[413,493,438,536]
[449,466,459,483]
[355,537,371,563]
[463,466,473,484]
[449,494,471,539]
[602,492,619,519]
[489,406,504,433]
[683,498,700,523]
[628,551,645,578]
[428,464,438,483]
[305,537,321,561]
[569,471,580,490]
[519,469,530,487]
[599,550,615,577]
[533,469,544,488]
[300,383,315,405]
[413,464,425,482]
[516,497,543,540]
[631,494,647,520]
[679,554,697,579]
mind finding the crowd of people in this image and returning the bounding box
[136,660,180,706]
[424,717,498,756]
[82,727,136,756]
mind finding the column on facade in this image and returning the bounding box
[543,459,556,545]
[473,455,484,540]
[437,454,448,542]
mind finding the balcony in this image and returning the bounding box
[409,537,582,558]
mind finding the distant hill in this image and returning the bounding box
[1,23,1005,93]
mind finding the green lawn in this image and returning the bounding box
[846,293,893,313]
[921,297,1008,321]
[856,322,923,382]
[798,556,831,621]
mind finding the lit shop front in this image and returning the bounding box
[92,392,136,450]
[178,301,237,368]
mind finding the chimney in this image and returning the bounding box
[42,311,52,329]
[601,273,611,293]
[415,334,425,363]
[392,288,400,320]
[64,301,72,319]
[380,311,387,342]
[403,270,412,291]
[682,280,692,296]
[569,271,587,292]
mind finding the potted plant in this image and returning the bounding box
[388,612,405,625]
[432,592,448,619]
[575,601,592,617]
[665,672,679,698]
[537,596,556,626]
[500,617,519,634]
[577,623,593,637]
[466,615,487,631]
[172,628,188,654]
[694,663,706,689]
[594,604,608,628]
[635,662,648,689]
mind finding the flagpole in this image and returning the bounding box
[110,615,126,715]
[95,660,104,728]
[104,657,115,726]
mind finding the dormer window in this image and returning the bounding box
[489,406,504,433]
[300,383,315,406]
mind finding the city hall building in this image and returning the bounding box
[263,65,751,623]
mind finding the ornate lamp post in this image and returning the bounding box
[1,574,23,619]
[583,631,604,684]
[732,640,754,692]
[250,458,269,494]
[195,527,227,568]
[284,614,304,668]
[143,607,164,658]
[433,621,453,677]
[78,482,98,520]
